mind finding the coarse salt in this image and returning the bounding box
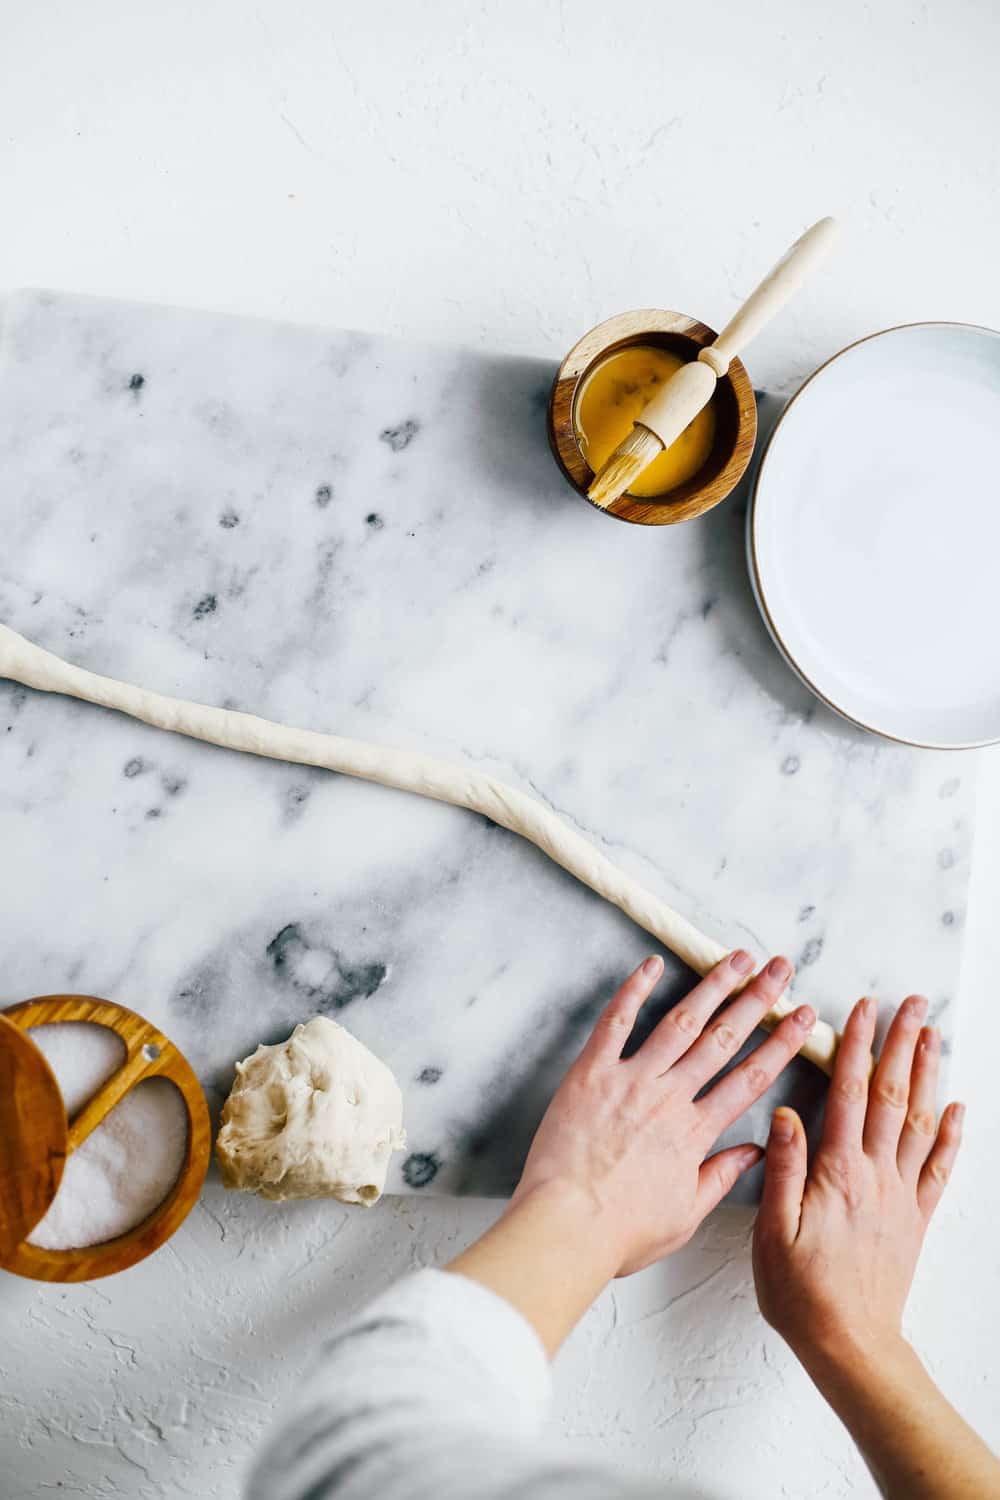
[25,1022,189,1250]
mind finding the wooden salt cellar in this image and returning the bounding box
[0,995,210,1282]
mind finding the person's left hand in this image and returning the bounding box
[511,951,815,1275]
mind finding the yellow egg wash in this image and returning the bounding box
[574,345,716,498]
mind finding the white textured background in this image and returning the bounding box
[2,2,999,1496]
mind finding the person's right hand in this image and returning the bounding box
[752,994,964,1367]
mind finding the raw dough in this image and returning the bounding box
[0,623,841,1073]
[216,1017,406,1205]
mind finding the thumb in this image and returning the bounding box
[695,1142,763,1218]
[757,1107,807,1244]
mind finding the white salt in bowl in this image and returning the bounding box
[26,1024,188,1250]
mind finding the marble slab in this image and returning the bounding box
[0,290,977,1199]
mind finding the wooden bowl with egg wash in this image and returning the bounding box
[547,310,757,525]
[0,996,211,1282]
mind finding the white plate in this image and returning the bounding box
[748,323,1000,748]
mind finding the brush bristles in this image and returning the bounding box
[586,424,664,510]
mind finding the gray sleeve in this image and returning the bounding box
[245,1268,659,1500]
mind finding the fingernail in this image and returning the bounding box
[920,1026,939,1052]
[740,1145,762,1169]
[771,1108,796,1142]
[953,1102,966,1126]
[856,997,873,1019]
[642,954,664,978]
[730,949,754,975]
[904,995,928,1020]
[766,956,792,983]
[794,1005,815,1028]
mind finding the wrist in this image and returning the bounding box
[794,1323,916,1397]
[449,1176,622,1357]
[506,1177,625,1278]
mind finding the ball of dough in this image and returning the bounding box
[216,1017,406,1206]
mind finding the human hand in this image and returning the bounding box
[752,995,964,1370]
[511,951,815,1276]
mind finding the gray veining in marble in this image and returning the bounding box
[0,290,977,1199]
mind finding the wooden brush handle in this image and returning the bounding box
[636,359,718,451]
[636,217,839,450]
[708,216,839,371]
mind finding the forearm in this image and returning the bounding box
[446,1181,619,1357]
[800,1334,1000,1500]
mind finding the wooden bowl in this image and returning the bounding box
[547,310,757,525]
[0,996,210,1282]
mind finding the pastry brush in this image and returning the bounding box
[587,217,840,510]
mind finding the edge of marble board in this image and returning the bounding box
[0,284,567,378]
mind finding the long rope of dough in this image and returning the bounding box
[0,622,839,1074]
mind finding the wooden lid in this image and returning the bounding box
[0,1015,67,1260]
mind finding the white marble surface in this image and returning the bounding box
[1,3,999,1498]
[0,288,974,1201]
